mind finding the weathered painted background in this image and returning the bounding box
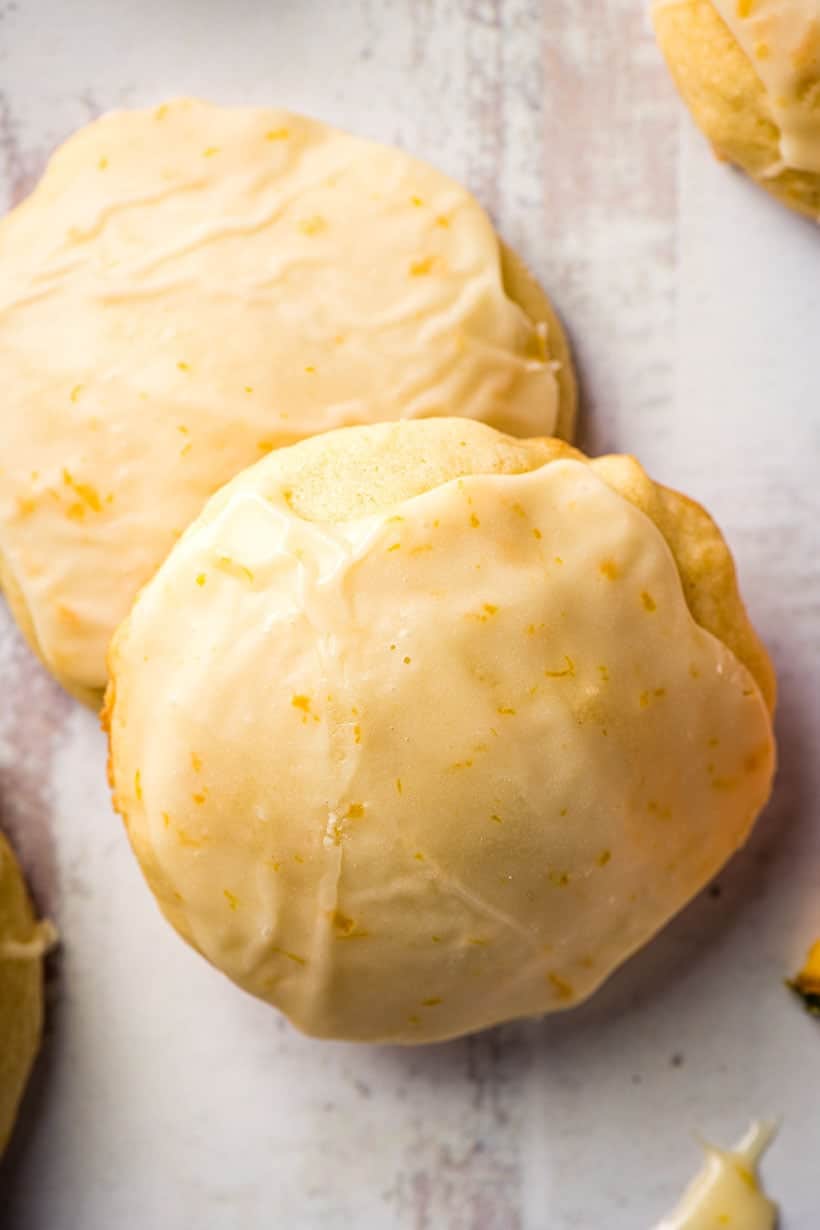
[1,1,818,1225]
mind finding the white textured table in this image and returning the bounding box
[1,2,819,1226]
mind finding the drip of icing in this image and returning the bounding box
[710,0,820,173]
[655,1121,779,1230]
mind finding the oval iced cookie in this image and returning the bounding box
[105,419,775,1044]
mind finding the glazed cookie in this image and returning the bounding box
[105,419,775,1044]
[0,98,574,707]
[0,832,51,1154]
[653,0,820,219]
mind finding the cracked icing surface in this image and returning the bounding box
[106,420,775,1044]
[655,1121,778,1230]
[0,97,570,705]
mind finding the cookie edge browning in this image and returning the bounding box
[0,546,102,709]
[499,241,578,442]
[592,451,776,712]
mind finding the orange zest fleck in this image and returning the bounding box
[272,946,306,966]
[545,655,575,679]
[548,972,574,1001]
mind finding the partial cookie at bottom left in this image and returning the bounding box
[0,831,52,1156]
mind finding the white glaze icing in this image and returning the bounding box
[655,1122,779,1230]
[107,428,775,1043]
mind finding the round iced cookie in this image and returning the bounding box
[105,418,776,1045]
[653,0,820,219]
[0,98,575,707]
[0,832,50,1155]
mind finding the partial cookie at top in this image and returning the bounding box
[0,98,574,707]
[105,418,775,1045]
[653,0,820,220]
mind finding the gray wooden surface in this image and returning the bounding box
[1,1,819,1226]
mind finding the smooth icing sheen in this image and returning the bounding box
[711,0,820,172]
[0,98,562,700]
[107,450,774,1043]
[655,1122,778,1230]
